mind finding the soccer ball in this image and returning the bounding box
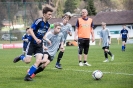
[92,70,103,80]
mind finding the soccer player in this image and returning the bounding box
[120,25,129,51]
[22,28,30,55]
[31,22,64,78]
[99,22,114,62]
[74,9,95,66]
[13,7,53,81]
[55,12,73,69]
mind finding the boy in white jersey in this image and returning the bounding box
[99,22,114,62]
[30,22,64,78]
[55,12,73,69]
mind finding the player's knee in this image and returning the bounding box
[78,48,83,54]
[104,49,109,52]
[24,57,31,64]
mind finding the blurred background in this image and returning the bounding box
[0,0,133,43]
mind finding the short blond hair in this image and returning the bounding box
[54,22,61,28]
[101,22,106,26]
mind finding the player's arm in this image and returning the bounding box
[68,25,72,36]
[99,38,102,46]
[43,32,52,45]
[60,34,65,51]
[99,31,102,46]
[119,30,122,39]
[127,30,129,39]
[28,28,41,44]
[74,20,79,41]
[91,22,95,42]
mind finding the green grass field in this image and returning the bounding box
[0,43,133,88]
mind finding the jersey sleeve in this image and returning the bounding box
[68,24,73,32]
[99,31,102,38]
[22,34,26,40]
[76,20,79,28]
[31,18,42,31]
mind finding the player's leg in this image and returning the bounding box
[24,44,43,81]
[103,47,109,62]
[13,42,32,63]
[83,39,91,66]
[105,47,114,61]
[31,53,51,78]
[124,38,127,51]
[121,38,125,51]
[55,44,65,69]
[78,39,84,66]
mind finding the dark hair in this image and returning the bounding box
[42,7,53,14]
[26,28,29,31]
[62,14,71,20]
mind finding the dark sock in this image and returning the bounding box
[104,52,108,58]
[56,51,64,64]
[34,66,45,75]
[108,51,112,57]
[83,61,87,63]
[79,61,82,63]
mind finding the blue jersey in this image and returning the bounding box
[120,29,128,39]
[31,17,50,44]
[22,33,31,49]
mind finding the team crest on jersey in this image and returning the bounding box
[81,24,90,28]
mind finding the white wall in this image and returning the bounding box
[66,25,133,40]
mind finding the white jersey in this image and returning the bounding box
[100,28,111,47]
[60,23,72,42]
[43,30,64,56]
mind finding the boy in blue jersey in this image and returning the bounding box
[30,22,64,78]
[55,12,73,69]
[22,28,30,55]
[120,25,129,51]
[13,7,53,81]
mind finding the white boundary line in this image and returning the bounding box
[14,66,133,76]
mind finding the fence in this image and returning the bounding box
[0,2,45,43]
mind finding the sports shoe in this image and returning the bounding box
[30,73,36,78]
[24,75,33,81]
[84,62,91,66]
[55,64,62,69]
[13,56,21,63]
[103,59,109,62]
[79,62,83,66]
[111,55,114,61]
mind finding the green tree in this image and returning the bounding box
[64,0,76,13]
[86,0,96,15]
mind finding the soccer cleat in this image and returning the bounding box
[84,62,91,66]
[111,55,114,61]
[79,62,83,66]
[30,73,36,78]
[24,75,33,81]
[103,59,109,62]
[55,64,62,69]
[13,56,21,63]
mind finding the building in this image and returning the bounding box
[49,10,133,40]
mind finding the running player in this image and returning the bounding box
[22,28,30,55]
[55,12,73,69]
[31,22,64,78]
[99,22,114,62]
[13,7,53,81]
[120,25,129,51]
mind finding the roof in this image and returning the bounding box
[49,10,133,26]
[49,16,95,26]
[93,10,133,25]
